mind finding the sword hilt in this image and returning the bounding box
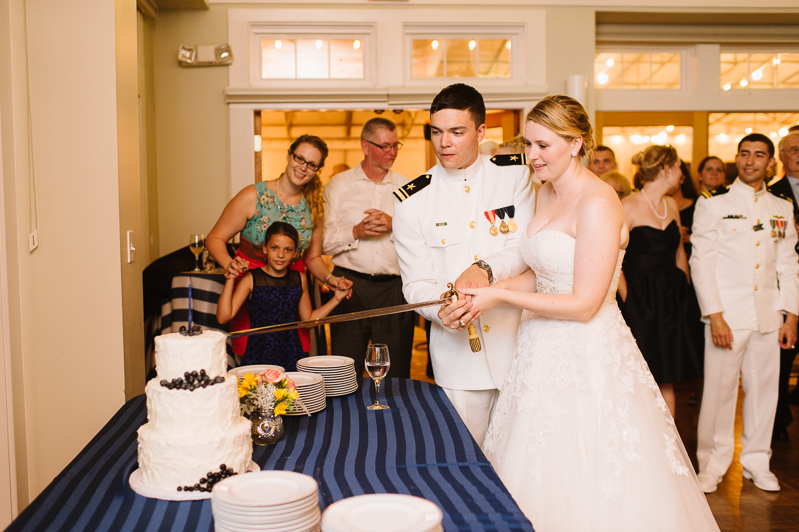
[444,283,482,353]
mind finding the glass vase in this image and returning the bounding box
[250,409,284,446]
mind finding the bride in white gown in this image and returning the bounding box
[458,96,719,532]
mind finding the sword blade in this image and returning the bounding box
[227,298,449,339]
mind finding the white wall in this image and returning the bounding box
[0,0,131,505]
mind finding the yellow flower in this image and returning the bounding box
[242,373,258,387]
[288,390,299,401]
[274,388,287,400]
[274,402,288,416]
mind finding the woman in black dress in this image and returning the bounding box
[619,145,704,416]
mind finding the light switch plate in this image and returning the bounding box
[127,231,135,263]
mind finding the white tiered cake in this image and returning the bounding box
[130,330,255,500]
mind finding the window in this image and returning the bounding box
[595,51,681,89]
[411,38,512,79]
[602,125,693,179]
[720,52,799,91]
[260,37,365,80]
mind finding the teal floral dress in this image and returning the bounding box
[231,180,315,356]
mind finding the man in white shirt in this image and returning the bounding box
[587,145,617,178]
[690,133,799,493]
[767,131,799,441]
[393,84,535,444]
[322,118,414,380]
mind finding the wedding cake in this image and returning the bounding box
[131,330,254,500]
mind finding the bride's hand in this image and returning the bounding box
[458,286,502,314]
[438,297,480,331]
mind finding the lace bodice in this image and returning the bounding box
[522,230,624,301]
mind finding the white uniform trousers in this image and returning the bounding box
[697,326,780,477]
[441,387,498,446]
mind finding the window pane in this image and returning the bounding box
[478,39,511,78]
[446,39,477,78]
[330,39,364,79]
[595,52,621,88]
[622,53,650,89]
[296,39,330,79]
[650,53,680,89]
[748,53,775,89]
[777,53,799,88]
[261,39,296,79]
[721,53,752,90]
[412,39,444,78]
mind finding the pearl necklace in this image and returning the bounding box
[642,190,668,220]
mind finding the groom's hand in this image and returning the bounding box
[454,265,490,300]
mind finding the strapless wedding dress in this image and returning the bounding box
[483,231,719,532]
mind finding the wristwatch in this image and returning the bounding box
[472,259,495,285]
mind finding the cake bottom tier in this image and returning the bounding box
[137,417,252,490]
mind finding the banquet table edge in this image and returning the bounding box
[5,379,533,532]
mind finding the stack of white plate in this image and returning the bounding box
[212,471,321,532]
[321,494,443,532]
[228,364,285,380]
[284,372,326,416]
[296,356,358,397]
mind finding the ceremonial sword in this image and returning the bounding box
[227,283,482,352]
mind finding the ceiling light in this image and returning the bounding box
[597,72,608,85]
[431,40,439,51]
[770,132,778,139]
[723,83,732,91]
[505,41,511,50]
[773,56,781,66]
[606,57,615,68]
[751,70,763,81]
[676,134,686,144]
[666,125,674,132]
[275,40,282,50]
[353,40,361,50]
[643,136,650,143]
[779,127,789,137]
[612,135,622,144]
[745,127,753,134]
[316,40,323,50]
[717,133,728,143]
[469,40,476,51]
[740,78,748,87]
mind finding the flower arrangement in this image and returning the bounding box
[238,368,300,416]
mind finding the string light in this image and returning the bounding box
[469,40,476,51]
[505,41,511,50]
[751,70,763,81]
[431,40,439,51]
[275,40,282,49]
[353,40,361,50]
[723,83,732,91]
[316,40,323,50]
[597,73,608,85]
[745,128,753,134]
[666,125,674,132]
[740,78,748,87]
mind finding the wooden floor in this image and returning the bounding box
[404,326,799,532]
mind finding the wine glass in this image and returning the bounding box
[189,234,205,272]
[366,344,390,411]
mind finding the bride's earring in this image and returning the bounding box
[571,151,577,157]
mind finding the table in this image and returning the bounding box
[7,379,533,532]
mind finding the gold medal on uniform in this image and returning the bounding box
[771,220,777,238]
[496,207,510,234]
[506,205,518,232]
[484,210,499,236]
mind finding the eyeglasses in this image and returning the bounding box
[783,147,799,156]
[291,152,321,172]
[365,140,403,152]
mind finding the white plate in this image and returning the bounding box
[297,366,355,374]
[321,494,442,532]
[297,356,354,368]
[213,497,318,519]
[229,365,285,379]
[215,508,320,528]
[285,372,325,386]
[213,471,318,507]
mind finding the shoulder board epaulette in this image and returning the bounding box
[490,153,528,166]
[767,186,793,203]
[700,185,729,199]
[393,174,432,202]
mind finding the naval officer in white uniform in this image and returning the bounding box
[393,84,535,444]
[690,133,799,493]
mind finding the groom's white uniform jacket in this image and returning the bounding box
[393,154,535,391]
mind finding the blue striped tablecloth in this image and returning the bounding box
[6,379,533,532]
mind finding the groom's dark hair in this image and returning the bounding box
[430,83,486,129]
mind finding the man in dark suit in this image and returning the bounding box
[768,130,799,440]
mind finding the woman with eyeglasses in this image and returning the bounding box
[207,134,352,357]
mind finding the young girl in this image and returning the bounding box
[217,222,350,371]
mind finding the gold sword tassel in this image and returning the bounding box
[443,283,482,353]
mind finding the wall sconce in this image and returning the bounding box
[177,44,233,67]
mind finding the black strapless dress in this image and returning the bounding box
[621,220,704,383]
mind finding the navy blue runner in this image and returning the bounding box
[6,379,533,532]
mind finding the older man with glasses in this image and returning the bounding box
[322,117,415,382]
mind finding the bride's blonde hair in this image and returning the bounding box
[526,95,595,161]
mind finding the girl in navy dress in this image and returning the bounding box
[218,222,349,371]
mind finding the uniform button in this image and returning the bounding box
[469,221,476,228]
[755,286,758,291]
[483,325,490,333]
[756,241,760,246]
[755,198,758,202]
[441,239,446,244]
[474,255,480,261]
[755,264,760,269]
[464,186,470,193]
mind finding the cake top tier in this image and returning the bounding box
[154,331,227,381]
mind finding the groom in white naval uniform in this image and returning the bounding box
[393,84,535,444]
[690,133,799,493]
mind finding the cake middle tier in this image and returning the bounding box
[145,377,242,435]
